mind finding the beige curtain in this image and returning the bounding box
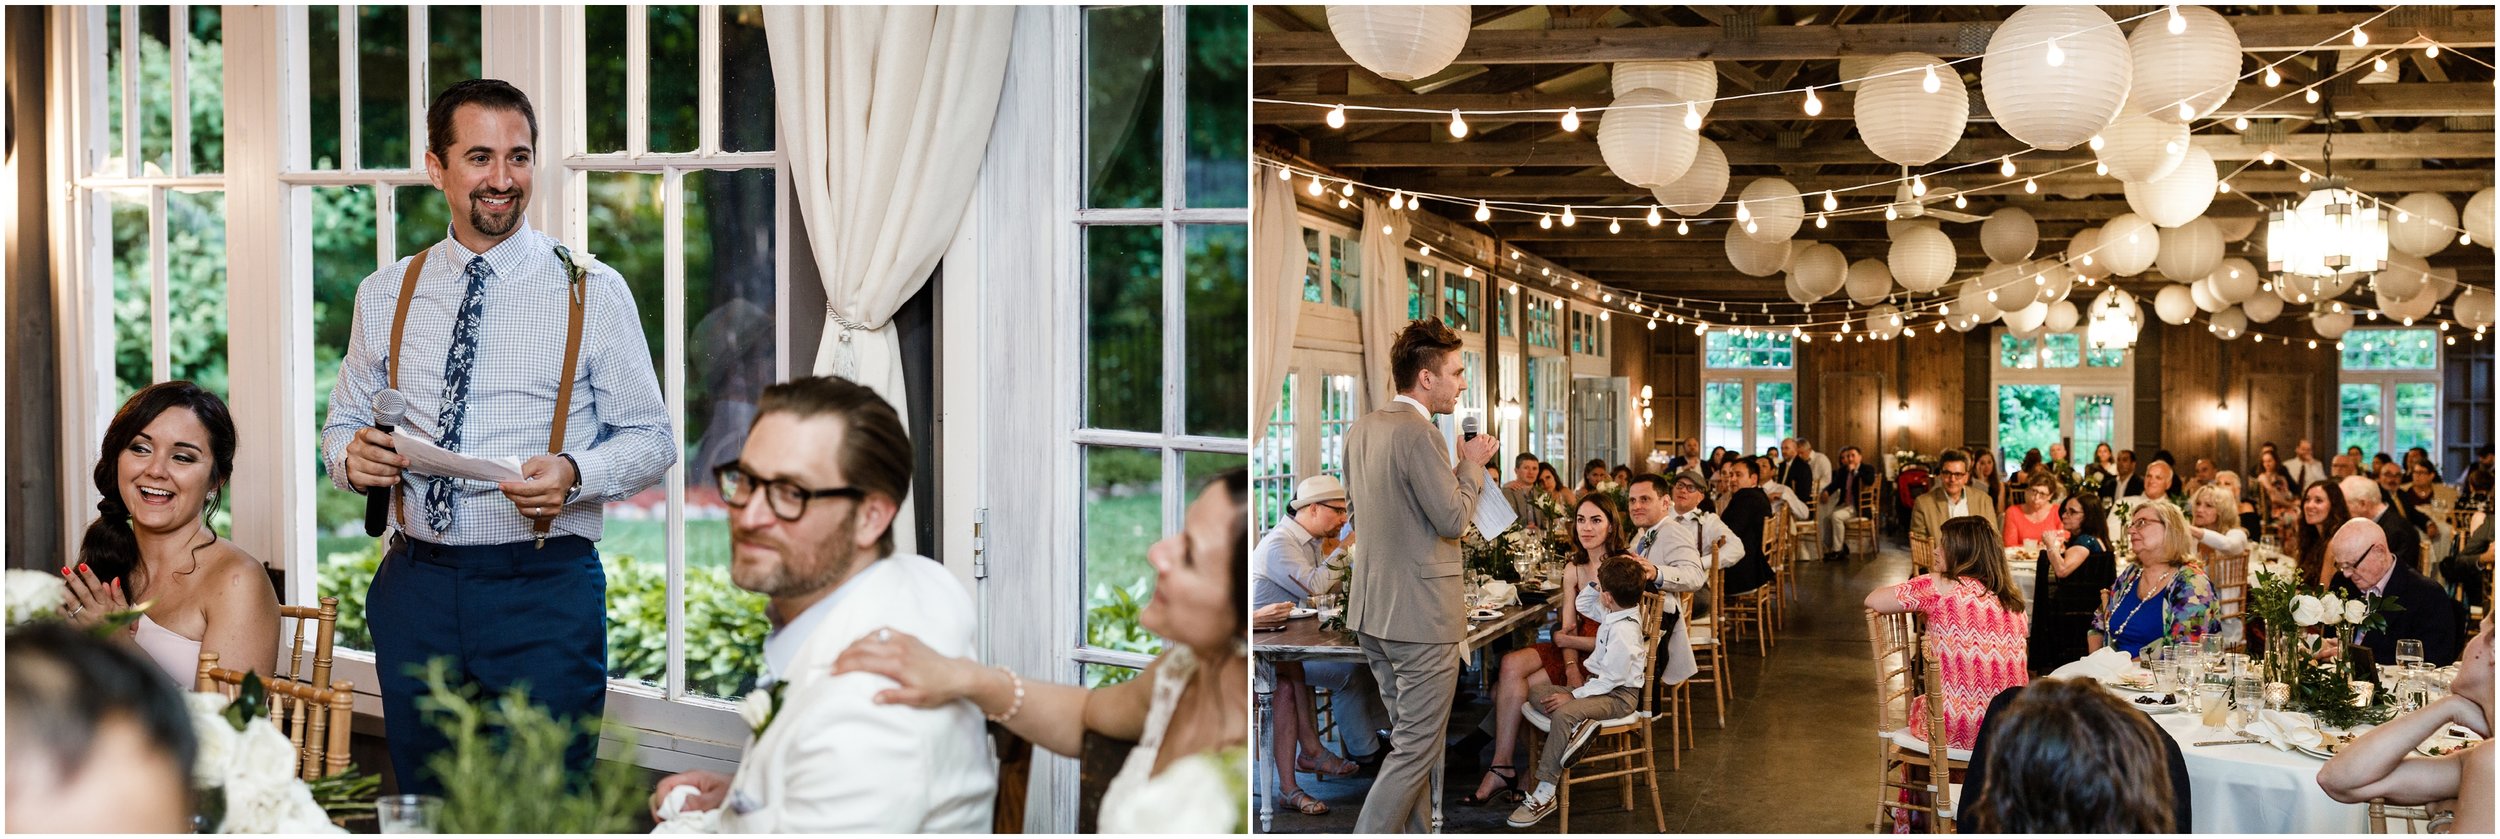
[1252,167,1305,430]
[1356,197,1411,413]
[766,6,1012,554]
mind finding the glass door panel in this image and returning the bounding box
[2071,392,2118,469]
[1704,380,1745,457]
[1996,384,2062,467]
[2340,383,2382,454]
[1753,381,1795,458]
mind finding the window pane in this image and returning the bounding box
[1441,275,1474,332]
[587,172,669,371]
[1253,375,1295,532]
[2393,383,2438,455]
[358,5,410,169]
[1538,358,1569,460]
[186,8,224,174]
[647,5,701,152]
[1997,384,2061,470]
[719,6,776,153]
[1331,233,1361,311]
[1184,225,1247,437]
[1497,285,1512,337]
[1083,446,1164,661]
[583,172,669,692]
[167,190,228,397]
[1755,380,1795,450]
[137,6,173,173]
[427,7,484,102]
[583,5,629,154]
[1085,225,1163,432]
[2072,393,2117,471]
[1181,5,1245,209]
[1082,662,1141,688]
[1083,5,1163,208]
[2342,328,2440,370]
[2339,383,2381,455]
[106,8,123,169]
[1301,228,1323,304]
[1320,374,1355,478]
[110,195,152,404]
[311,185,379,651]
[2044,333,2082,368]
[1704,381,1744,457]
[682,168,779,498]
[307,6,342,168]
[394,186,450,259]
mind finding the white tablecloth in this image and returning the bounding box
[2008,559,2037,605]
[2147,705,2367,833]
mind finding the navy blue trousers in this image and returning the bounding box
[369,533,607,795]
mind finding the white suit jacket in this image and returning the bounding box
[665,554,993,833]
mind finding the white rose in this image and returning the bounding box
[738,688,775,732]
[5,569,66,626]
[2291,595,2326,627]
[2344,600,2370,626]
[2317,593,2346,626]
[228,719,297,790]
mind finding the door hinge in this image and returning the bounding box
[970,507,989,579]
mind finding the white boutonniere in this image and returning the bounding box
[738,681,788,737]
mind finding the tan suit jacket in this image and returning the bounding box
[1344,399,1482,644]
[1910,486,1999,545]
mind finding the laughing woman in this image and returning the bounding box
[65,381,279,685]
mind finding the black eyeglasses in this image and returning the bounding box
[2334,543,2386,575]
[714,463,865,522]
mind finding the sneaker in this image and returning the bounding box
[1559,719,1602,769]
[1505,793,1557,828]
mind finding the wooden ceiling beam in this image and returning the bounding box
[1258,81,2498,124]
[1254,10,2495,65]
[1371,168,2494,198]
[1312,132,2500,168]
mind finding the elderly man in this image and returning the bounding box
[1252,476,1387,806]
[2343,475,2426,578]
[2326,518,2464,666]
[2333,453,2362,480]
[2287,438,2330,487]
[1254,475,1352,608]
[1820,446,1879,561]
[2127,459,2182,508]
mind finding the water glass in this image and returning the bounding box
[2232,676,2264,728]
[2396,639,2426,669]
[2201,634,2225,660]
[377,794,444,834]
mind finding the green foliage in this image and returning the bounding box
[2339,328,2439,370]
[603,555,769,699]
[318,543,384,651]
[1996,385,2062,470]
[1083,584,1154,688]
[307,766,381,821]
[416,659,646,834]
[1703,330,1794,369]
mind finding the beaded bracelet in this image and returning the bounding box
[986,666,1026,724]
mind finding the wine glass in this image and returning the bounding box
[2232,676,2264,729]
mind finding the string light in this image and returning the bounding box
[1822,191,1839,212]
[1388,190,1406,210]
[2264,65,2282,87]
[1475,200,1491,222]
[1683,102,1702,130]
[2304,87,2320,104]
[2298,171,2311,184]
[2024,177,2039,194]
[1277,166,1292,181]
[1815,213,1828,229]
[2217,181,2231,194]
[1922,63,1943,92]
[1325,105,1347,129]
[2000,156,2017,178]
[2167,5,2186,34]
[1540,213,1554,229]
[2427,43,2441,59]
[2095,161,2110,176]
[1448,109,1469,139]
[1560,107,1581,132]
[1953,193,1969,209]
[1676,219,1690,235]
[1648,318,1657,331]
[1803,86,1824,116]
[1418,244,1431,256]
[2234,116,2250,131]
[1338,197,1351,209]
[1911,174,1928,197]
[1646,206,1664,227]
[1608,217,1622,234]
[1735,202,1752,223]
[2044,38,2065,67]
[1307,173,1324,196]
[2259,149,2276,165]
[2177,101,2195,120]
[1341,181,1354,197]
[1884,205,1900,221]
[2374,56,2390,73]
[1745,219,1760,234]
[2089,134,2106,151]
[2351,26,2368,47]
[1560,206,1577,227]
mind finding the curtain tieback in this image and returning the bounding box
[824,303,879,379]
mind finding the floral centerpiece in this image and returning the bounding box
[1460,524,1508,579]
[185,676,358,833]
[7,569,68,626]
[2078,467,2111,498]
[2246,556,2402,728]
[1529,491,1570,527]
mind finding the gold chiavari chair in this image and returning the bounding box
[1523,592,1669,833]
[1870,610,1966,833]
[196,653,355,781]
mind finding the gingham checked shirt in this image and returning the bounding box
[321,221,675,546]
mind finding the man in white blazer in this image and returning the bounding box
[650,376,991,833]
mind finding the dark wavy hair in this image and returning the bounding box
[1967,678,2176,833]
[1568,493,1630,567]
[2296,479,2353,585]
[80,381,237,593]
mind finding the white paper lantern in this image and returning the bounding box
[1983,261,2041,311]
[2424,267,2459,302]
[1955,281,2000,325]
[1726,223,1790,276]
[2453,287,2495,330]
[2006,300,2052,334]
[1739,178,1806,242]
[2464,188,2495,247]
[1982,4,2134,151]
[1612,61,1717,117]
[2095,112,2189,183]
[2214,257,2261,303]
[2210,305,2248,340]
[2375,251,2430,300]
[2035,259,2077,303]
[1845,258,1895,306]
[1855,52,1968,167]
[1326,5,1472,82]
[2069,227,2113,280]
[2242,293,2285,324]
[1839,55,1881,91]
[1951,312,1984,332]
[2311,308,2354,340]
[1981,207,2039,264]
[2124,4,2242,124]
[2214,215,2261,243]
[1781,239,1816,273]
[2046,299,2081,332]
[2190,277,2226,313]
[1788,243,1849,301]
[1887,218,1941,239]
[1652,138,1730,217]
[1598,88,1701,189]
[2154,283,2197,324]
[2155,216,2223,282]
[1889,224,1957,292]
[1870,303,1906,338]
[2379,280,2439,322]
[2123,146,2218,228]
[2100,213,2162,276]
[2387,192,2458,257]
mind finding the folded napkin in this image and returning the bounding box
[1477,580,1519,608]
[2050,647,2135,682]
[650,784,720,833]
[2245,709,2325,752]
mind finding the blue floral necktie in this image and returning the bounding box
[424,256,492,533]
[1634,527,1656,555]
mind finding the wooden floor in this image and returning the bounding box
[1259,540,1917,833]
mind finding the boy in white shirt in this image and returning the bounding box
[1508,556,1652,828]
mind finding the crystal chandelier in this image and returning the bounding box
[2266,100,2388,298]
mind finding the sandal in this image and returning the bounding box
[1458,765,1523,806]
[1296,751,1360,778]
[1283,789,1330,815]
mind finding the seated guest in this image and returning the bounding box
[2047,441,2074,481]
[834,469,1250,833]
[2185,483,2251,564]
[1504,556,1653,829]
[1505,452,1541,495]
[2002,472,2063,548]
[2343,476,2424,577]
[2332,453,2361,480]
[5,622,199,834]
[2110,448,2143,500]
[2125,459,2183,509]
[1973,450,2006,513]
[2085,442,2121,495]
[2326,518,2464,666]
[63,381,278,685]
[1251,476,1381,815]
[1865,516,2030,752]
[1716,458,1776,596]
[1820,446,1879,561]
[1576,458,1611,502]
[1754,457,1810,524]
[1910,450,1998,564]
[1611,465,1633,492]
[2034,492,2117,672]
[1536,462,1575,509]
[2090,501,2221,658]
[1631,473,1739,684]
[1961,677,2190,833]
[649,377,991,831]
[2181,457,2219,500]
[2318,614,2492,834]
[1468,495,1632,808]
[2258,470,2301,542]
[2296,480,2355,586]
[2403,459,2457,534]
[2380,460,2434,536]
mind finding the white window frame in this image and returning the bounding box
[1253,372,1296,531]
[1990,327,2133,469]
[1699,331,1798,458]
[2338,327,2442,455]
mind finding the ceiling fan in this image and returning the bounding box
[1888,179,1988,224]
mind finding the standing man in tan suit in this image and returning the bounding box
[1346,320,1497,833]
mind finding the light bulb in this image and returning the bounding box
[1560,107,1581,132]
[1463,266,1473,277]
[1600,310,1610,322]
[1744,219,1759,234]
[1815,214,1828,229]
[1540,213,1553,230]
[2167,5,2186,34]
[2177,101,2195,120]
[2000,156,2016,177]
[2351,26,2367,47]
[1560,206,1576,227]
[1341,182,1354,197]
[1922,64,1942,93]
[1475,200,1492,222]
[1307,174,1324,196]
[2374,57,2390,73]
[1646,206,1663,226]
[1448,109,1469,138]
[2427,44,2441,58]
[2082,255,2094,266]
[1884,206,1899,221]
[2095,161,2110,176]
[1608,218,1622,234]
[1325,104,1347,129]
[1601,293,1611,303]
[1986,290,1999,303]
[1803,86,1823,116]
[1338,198,1351,209]
[1648,318,1658,331]
[1509,250,1520,259]
[2309,339,2318,349]
[2089,134,2106,152]
[1911,174,1928,197]
[2397,210,2410,223]
[1676,219,1690,235]
[1389,190,1406,210]
[1953,193,1969,209]
[1277,166,1292,181]
[2045,39,2065,67]
[2304,87,2319,104]
[1822,191,1839,212]
[2024,177,2038,194]
[2462,232,2473,246]
[2298,171,2311,184]
[1418,244,1431,256]
[2264,66,2281,87]
[2217,181,2231,194]
[2259,149,2275,165]
[1380,223,1392,235]
[1683,102,1702,130]
[1735,202,1752,223]
[2234,116,2250,131]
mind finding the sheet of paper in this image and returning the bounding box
[392,429,527,483]
[1473,471,1517,536]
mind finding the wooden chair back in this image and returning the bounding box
[987,722,1032,833]
[1919,637,1956,832]
[1074,730,1138,833]
[1867,609,1920,735]
[195,652,355,780]
[2366,798,2438,833]
[2209,550,2249,627]
[1910,533,1937,574]
[277,597,340,690]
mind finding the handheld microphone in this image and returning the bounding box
[365,389,406,538]
[1461,414,1480,443]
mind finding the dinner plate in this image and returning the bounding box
[1468,607,1504,622]
[2293,732,2353,760]
[2418,726,2483,757]
[2127,693,2189,714]
[1288,607,1318,619]
[2105,674,2160,693]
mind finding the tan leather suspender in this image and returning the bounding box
[388,246,587,546]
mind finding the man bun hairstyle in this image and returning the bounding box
[753,376,913,556]
[426,79,539,166]
[1389,319,1463,392]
